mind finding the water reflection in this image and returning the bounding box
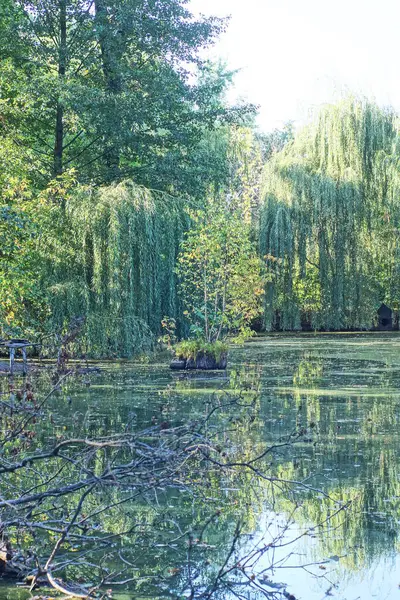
[235,334,400,599]
[2,334,400,599]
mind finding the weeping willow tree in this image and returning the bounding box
[42,128,262,357]
[37,180,189,357]
[260,97,400,330]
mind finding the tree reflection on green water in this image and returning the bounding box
[233,333,400,598]
[3,333,400,599]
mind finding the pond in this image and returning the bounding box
[2,332,400,600]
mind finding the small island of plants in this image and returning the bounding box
[171,340,229,370]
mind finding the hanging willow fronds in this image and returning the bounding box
[40,180,189,357]
[260,97,400,330]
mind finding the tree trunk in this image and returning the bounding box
[54,0,67,177]
[94,0,122,179]
[95,0,122,94]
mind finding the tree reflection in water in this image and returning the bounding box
[3,334,400,599]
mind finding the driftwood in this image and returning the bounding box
[46,571,91,598]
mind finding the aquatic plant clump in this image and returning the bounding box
[172,339,229,369]
[174,339,228,362]
[260,97,400,331]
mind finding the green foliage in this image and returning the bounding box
[176,198,266,343]
[0,200,48,336]
[260,97,400,330]
[174,339,228,361]
[0,0,254,189]
[258,122,294,162]
[0,126,264,353]
[0,0,259,352]
[159,316,178,350]
[35,180,189,357]
[0,141,49,336]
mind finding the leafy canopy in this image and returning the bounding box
[177,198,266,343]
[260,97,400,330]
[0,0,254,188]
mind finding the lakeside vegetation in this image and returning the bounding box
[3,2,400,599]
[2,3,400,356]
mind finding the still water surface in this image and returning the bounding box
[238,333,400,600]
[3,333,400,599]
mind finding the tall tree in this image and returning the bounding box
[260,97,400,331]
[0,0,252,188]
[1,0,95,179]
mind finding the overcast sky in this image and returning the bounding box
[190,0,400,132]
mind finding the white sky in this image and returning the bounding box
[190,0,400,132]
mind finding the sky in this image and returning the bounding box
[190,0,400,132]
